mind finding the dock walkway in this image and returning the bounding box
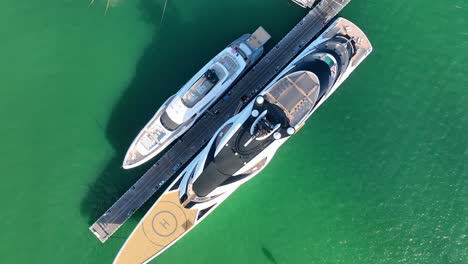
[90,0,352,243]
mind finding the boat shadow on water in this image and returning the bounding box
[262,246,279,264]
[80,0,305,232]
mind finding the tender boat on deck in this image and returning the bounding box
[123,27,270,169]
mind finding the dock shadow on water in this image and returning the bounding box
[80,0,305,228]
[262,246,279,264]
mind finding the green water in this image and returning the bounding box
[0,0,466,263]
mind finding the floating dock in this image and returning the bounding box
[90,0,352,243]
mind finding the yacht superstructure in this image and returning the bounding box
[113,18,372,264]
[123,27,270,169]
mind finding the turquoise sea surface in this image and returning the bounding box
[0,0,466,263]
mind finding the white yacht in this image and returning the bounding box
[123,27,270,169]
[114,18,372,263]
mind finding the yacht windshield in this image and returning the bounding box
[160,111,180,131]
[181,69,219,108]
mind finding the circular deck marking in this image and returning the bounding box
[142,201,189,247]
[151,211,178,237]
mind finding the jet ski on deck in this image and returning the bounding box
[123,27,271,169]
[114,18,372,263]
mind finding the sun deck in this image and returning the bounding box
[264,71,320,127]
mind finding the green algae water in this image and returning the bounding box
[0,0,466,263]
